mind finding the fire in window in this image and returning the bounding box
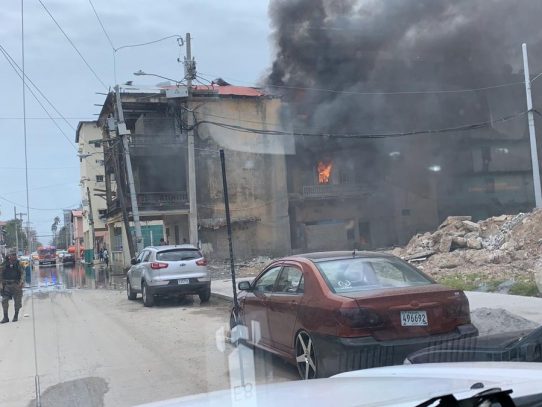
[317,160,333,184]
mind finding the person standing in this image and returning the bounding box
[103,248,109,268]
[1,251,24,323]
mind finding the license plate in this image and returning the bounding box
[400,310,428,326]
[178,279,190,285]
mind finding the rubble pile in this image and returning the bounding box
[391,209,542,295]
[209,256,273,279]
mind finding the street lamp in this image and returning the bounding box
[133,70,184,85]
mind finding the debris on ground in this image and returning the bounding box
[209,256,273,279]
[470,307,539,336]
[391,209,542,296]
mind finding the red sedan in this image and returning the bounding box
[231,251,478,379]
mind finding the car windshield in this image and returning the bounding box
[316,258,432,293]
[156,249,202,261]
[5,0,542,405]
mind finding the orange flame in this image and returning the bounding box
[317,160,332,184]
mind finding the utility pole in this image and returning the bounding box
[14,206,27,254]
[114,85,144,253]
[185,32,198,246]
[522,43,542,208]
[87,187,96,262]
[14,206,18,254]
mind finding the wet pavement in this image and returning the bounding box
[28,261,125,292]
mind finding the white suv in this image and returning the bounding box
[126,245,211,307]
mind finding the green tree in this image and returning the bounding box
[3,219,28,250]
[54,225,68,249]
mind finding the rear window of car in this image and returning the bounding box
[315,257,432,293]
[156,249,202,261]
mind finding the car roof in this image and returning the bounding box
[284,250,397,263]
[145,244,200,252]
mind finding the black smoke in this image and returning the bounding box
[267,0,542,221]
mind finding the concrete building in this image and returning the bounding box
[76,121,109,261]
[71,210,84,261]
[94,83,292,267]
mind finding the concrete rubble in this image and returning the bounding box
[391,209,542,295]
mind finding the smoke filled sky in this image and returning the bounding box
[268,0,542,133]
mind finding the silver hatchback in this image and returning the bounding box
[126,245,211,307]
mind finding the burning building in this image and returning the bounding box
[269,0,542,251]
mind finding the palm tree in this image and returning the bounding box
[51,216,60,246]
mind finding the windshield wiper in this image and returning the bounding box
[416,388,516,407]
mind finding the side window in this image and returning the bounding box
[254,266,282,293]
[136,251,146,263]
[142,251,152,262]
[275,266,303,294]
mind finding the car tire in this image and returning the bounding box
[198,286,211,303]
[142,282,154,307]
[295,331,318,380]
[126,278,137,300]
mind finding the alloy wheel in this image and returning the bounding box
[295,331,317,380]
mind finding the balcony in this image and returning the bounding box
[301,183,371,199]
[107,191,189,214]
[129,134,185,156]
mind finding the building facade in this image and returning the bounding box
[76,121,109,261]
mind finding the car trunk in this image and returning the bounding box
[340,284,470,341]
[155,249,207,281]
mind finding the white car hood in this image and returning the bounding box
[137,362,542,407]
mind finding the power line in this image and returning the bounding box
[114,34,182,52]
[195,110,527,139]
[0,193,78,212]
[197,72,525,97]
[0,44,76,131]
[37,0,108,89]
[88,0,115,50]
[0,46,77,149]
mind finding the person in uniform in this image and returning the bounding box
[1,251,24,323]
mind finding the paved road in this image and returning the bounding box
[0,264,297,407]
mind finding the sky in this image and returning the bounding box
[0,0,273,241]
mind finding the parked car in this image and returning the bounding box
[230,251,478,379]
[61,252,75,265]
[135,362,542,407]
[405,326,542,364]
[126,245,210,307]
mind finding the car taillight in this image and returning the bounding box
[336,307,383,328]
[150,262,168,270]
[445,292,471,321]
[196,258,207,266]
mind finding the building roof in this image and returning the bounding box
[191,85,265,97]
[75,121,98,143]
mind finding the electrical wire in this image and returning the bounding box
[0,44,77,131]
[114,34,182,52]
[88,0,115,50]
[197,72,525,97]
[20,3,41,406]
[37,0,108,89]
[195,110,526,139]
[0,46,77,149]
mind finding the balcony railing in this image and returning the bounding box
[107,191,188,214]
[302,183,371,199]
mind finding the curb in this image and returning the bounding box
[211,292,234,302]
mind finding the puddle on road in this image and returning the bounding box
[26,263,125,294]
[27,377,108,407]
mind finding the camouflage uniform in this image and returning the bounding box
[1,256,24,323]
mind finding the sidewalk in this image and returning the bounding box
[211,278,542,324]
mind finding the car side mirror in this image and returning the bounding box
[238,281,252,291]
[131,258,137,265]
